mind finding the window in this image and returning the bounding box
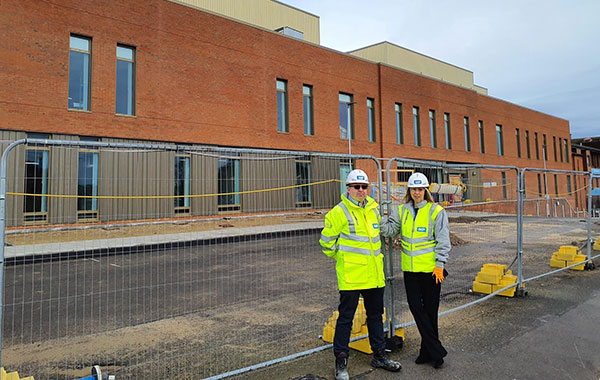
[543,134,548,161]
[68,35,91,111]
[567,175,572,194]
[444,113,452,149]
[339,93,354,140]
[24,134,50,223]
[537,173,542,196]
[564,139,570,163]
[413,106,421,147]
[395,103,403,145]
[501,172,507,199]
[339,163,352,195]
[464,117,471,152]
[559,138,563,162]
[429,110,437,148]
[525,130,531,159]
[367,98,376,142]
[553,136,557,161]
[303,85,314,135]
[295,160,311,208]
[116,44,135,115]
[496,125,504,156]
[78,137,99,221]
[174,155,191,214]
[218,157,240,211]
[554,174,558,196]
[478,120,485,154]
[515,128,521,158]
[534,132,540,160]
[276,79,288,132]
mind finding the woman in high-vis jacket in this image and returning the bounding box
[381,172,451,369]
[320,169,401,380]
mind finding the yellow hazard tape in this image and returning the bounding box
[7,179,343,200]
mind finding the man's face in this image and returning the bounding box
[347,183,369,201]
[410,187,426,203]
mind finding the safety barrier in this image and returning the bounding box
[0,139,598,379]
[0,138,384,379]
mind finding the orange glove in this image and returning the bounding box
[432,267,445,284]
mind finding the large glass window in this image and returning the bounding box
[515,128,521,158]
[339,93,354,140]
[478,120,485,154]
[303,85,314,135]
[553,136,557,161]
[525,130,531,159]
[464,117,471,152]
[277,79,288,132]
[395,103,403,145]
[564,139,570,163]
[295,160,311,208]
[367,98,376,142]
[24,135,50,223]
[444,113,452,150]
[429,110,437,148]
[218,157,240,211]
[413,106,421,147]
[116,44,135,115]
[496,125,504,156]
[543,134,548,161]
[78,138,99,221]
[535,132,540,160]
[174,155,191,214]
[68,35,91,111]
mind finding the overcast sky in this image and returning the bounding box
[280,0,600,138]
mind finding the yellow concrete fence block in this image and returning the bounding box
[1,368,34,380]
[554,246,578,261]
[475,264,507,284]
[550,257,566,268]
[472,281,493,294]
[349,337,373,354]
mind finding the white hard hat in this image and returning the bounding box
[407,172,430,188]
[346,169,369,185]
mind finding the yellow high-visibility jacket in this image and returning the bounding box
[399,202,443,272]
[319,194,384,290]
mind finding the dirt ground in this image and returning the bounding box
[3,213,599,379]
[5,211,325,246]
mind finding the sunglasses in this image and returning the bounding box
[349,184,369,190]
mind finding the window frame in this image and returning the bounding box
[174,154,191,215]
[295,160,312,208]
[23,135,51,224]
[464,116,471,152]
[525,130,531,159]
[444,112,452,150]
[68,34,92,111]
[496,124,504,156]
[429,110,437,148]
[367,98,376,143]
[478,120,485,154]
[413,106,421,147]
[116,43,136,116]
[77,137,100,222]
[303,85,314,136]
[276,79,289,133]
[339,93,354,141]
[515,128,521,158]
[217,156,241,212]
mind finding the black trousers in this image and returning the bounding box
[333,287,386,356]
[404,271,447,361]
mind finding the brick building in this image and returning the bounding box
[0,0,578,225]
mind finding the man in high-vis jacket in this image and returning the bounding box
[320,169,401,380]
[381,172,451,369]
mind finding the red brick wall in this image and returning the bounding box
[0,0,572,176]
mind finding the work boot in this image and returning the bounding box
[335,352,349,380]
[371,348,402,372]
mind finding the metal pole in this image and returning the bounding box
[517,169,524,295]
[0,139,26,367]
[543,146,549,217]
[587,172,592,262]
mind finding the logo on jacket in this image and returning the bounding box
[416,227,427,232]
[372,223,379,229]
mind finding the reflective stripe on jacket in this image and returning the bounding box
[400,202,443,273]
[319,194,385,290]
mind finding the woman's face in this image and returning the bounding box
[410,187,426,204]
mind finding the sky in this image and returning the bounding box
[280,0,600,138]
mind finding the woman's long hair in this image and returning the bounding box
[404,187,434,204]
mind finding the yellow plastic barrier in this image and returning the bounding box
[550,246,587,271]
[1,368,34,380]
[472,263,518,297]
[594,237,600,251]
[322,298,404,354]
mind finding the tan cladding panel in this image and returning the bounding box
[349,42,487,94]
[172,0,320,44]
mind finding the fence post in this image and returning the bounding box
[0,139,26,367]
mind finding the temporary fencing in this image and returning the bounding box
[0,138,385,379]
[0,138,598,380]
